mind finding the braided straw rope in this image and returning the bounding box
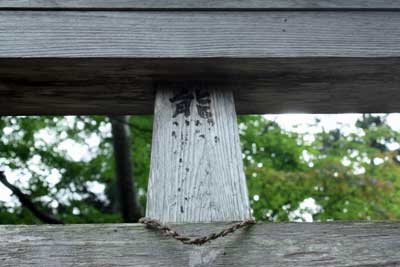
[139,217,256,245]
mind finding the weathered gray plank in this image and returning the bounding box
[146,87,250,223]
[1,57,399,115]
[0,222,399,266]
[0,0,399,10]
[0,11,399,57]
[0,8,399,115]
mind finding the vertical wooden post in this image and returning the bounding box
[146,84,250,223]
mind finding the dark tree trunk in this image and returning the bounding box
[110,116,142,222]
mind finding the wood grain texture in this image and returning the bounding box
[0,222,399,266]
[146,87,250,223]
[0,11,399,58]
[1,57,399,115]
[0,0,399,10]
[1,10,400,115]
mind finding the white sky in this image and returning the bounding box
[265,113,400,134]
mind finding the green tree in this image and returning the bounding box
[0,116,152,224]
[1,114,400,224]
[242,114,400,222]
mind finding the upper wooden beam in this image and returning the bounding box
[0,5,399,115]
[0,0,399,10]
[1,11,399,58]
[1,222,400,266]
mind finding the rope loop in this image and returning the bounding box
[139,217,256,245]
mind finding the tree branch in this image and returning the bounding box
[0,171,64,224]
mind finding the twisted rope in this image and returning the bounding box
[139,217,256,245]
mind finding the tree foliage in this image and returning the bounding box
[241,114,400,222]
[1,114,400,224]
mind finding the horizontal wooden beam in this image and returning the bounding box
[0,0,399,10]
[0,222,399,266]
[1,11,399,58]
[0,8,399,115]
[1,58,399,115]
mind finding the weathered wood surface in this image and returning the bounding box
[0,222,399,266]
[1,11,399,58]
[0,0,399,10]
[0,7,399,115]
[147,88,250,223]
[1,58,399,115]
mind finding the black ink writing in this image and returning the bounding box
[169,88,213,124]
[169,89,194,118]
[195,89,213,125]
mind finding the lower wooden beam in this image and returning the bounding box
[0,222,399,266]
[1,57,400,115]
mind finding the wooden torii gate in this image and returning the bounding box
[1,0,400,266]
